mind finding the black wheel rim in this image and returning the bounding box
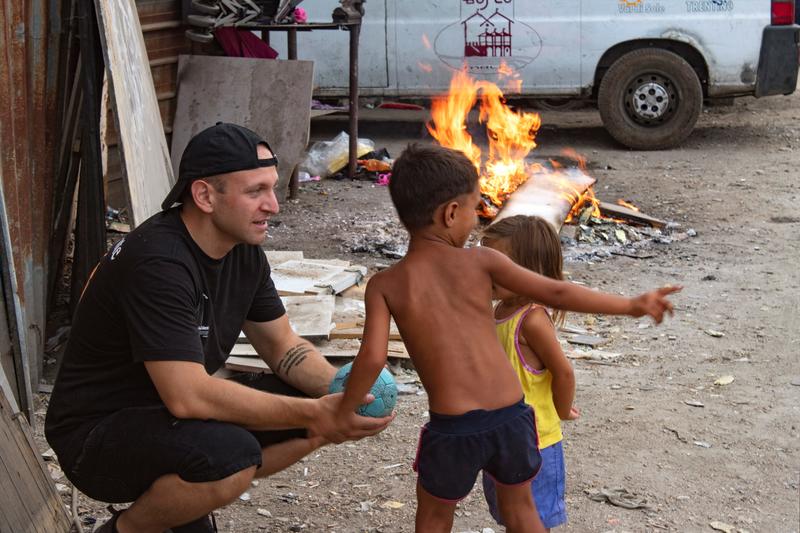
[623,73,678,127]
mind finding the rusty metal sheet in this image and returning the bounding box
[95,0,174,226]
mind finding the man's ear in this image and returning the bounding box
[442,201,459,228]
[190,180,215,214]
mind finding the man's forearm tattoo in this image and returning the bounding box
[276,343,313,376]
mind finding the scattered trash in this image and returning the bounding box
[279,493,299,504]
[790,378,800,387]
[693,440,712,448]
[566,334,608,347]
[586,486,652,510]
[566,349,622,362]
[704,329,725,338]
[709,521,735,533]
[239,492,251,501]
[664,426,688,443]
[256,508,272,518]
[684,400,705,408]
[714,375,735,386]
[357,500,374,512]
[299,132,374,178]
[297,171,320,183]
[380,500,405,509]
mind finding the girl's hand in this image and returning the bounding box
[629,286,682,323]
[566,406,581,420]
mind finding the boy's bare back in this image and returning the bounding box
[369,241,525,415]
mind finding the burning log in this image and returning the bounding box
[492,166,595,232]
[597,201,666,229]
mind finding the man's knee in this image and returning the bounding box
[203,465,257,505]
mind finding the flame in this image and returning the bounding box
[428,67,614,223]
[427,68,541,208]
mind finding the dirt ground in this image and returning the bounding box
[39,91,799,532]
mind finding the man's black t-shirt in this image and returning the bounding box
[45,208,285,467]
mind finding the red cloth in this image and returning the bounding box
[215,27,278,59]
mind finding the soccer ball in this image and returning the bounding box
[328,362,398,417]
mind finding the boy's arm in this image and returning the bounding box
[480,247,680,323]
[338,278,393,414]
[521,308,575,420]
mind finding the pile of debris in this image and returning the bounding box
[560,204,696,262]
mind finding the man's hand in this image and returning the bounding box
[308,392,394,444]
[566,406,581,420]
[629,286,682,324]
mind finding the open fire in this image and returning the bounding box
[426,66,608,224]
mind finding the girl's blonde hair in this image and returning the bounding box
[481,215,566,327]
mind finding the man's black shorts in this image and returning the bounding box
[63,374,307,504]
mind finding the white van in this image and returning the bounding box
[275,0,800,149]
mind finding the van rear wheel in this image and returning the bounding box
[598,48,702,150]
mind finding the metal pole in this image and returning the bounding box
[286,28,299,198]
[348,22,360,179]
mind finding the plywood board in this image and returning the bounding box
[281,295,335,338]
[95,0,173,227]
[331,298,402,340]
[270,260,347,295]
[171,55,314,197]
[238,294,334,341]
[265,250,304,267]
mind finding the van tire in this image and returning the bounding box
[598,48,702,150]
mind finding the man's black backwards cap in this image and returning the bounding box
[162,122,278,210]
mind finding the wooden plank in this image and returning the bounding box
[331,298,402,340]
[598,201,666,228]
[95,0,173,227]
[170,55,314,199]
[0,385,71,532]
[307,267,366,295]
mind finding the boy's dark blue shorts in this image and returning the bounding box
[413,399,541,502]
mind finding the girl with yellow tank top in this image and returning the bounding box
[480,215,579,531]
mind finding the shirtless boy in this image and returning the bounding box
[335,143,679,533]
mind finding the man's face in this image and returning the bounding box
[208,144,280,247]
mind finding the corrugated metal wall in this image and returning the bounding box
[0,0,192,402]
[0,0,65,398]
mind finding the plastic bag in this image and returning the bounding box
[299,132,375,178]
